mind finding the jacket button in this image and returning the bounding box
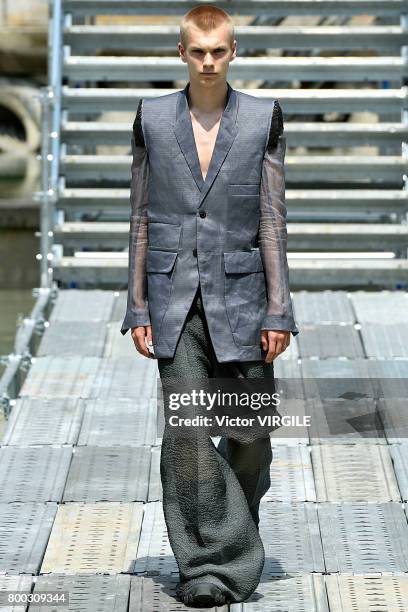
[199,211,207,218]
[193,248,197,257]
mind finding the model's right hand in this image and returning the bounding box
[131,325,155,359]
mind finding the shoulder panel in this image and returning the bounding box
[266,99,284,150]
[132,98,145,147]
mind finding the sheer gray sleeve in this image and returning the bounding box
[120,100,150,335]
[258,100,299,336]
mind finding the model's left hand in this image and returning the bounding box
[261,330,291,362]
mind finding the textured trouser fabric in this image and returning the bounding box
[157,284,274,603]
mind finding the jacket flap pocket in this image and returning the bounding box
[228,184,260,196]
[147,249,178,273]
[224,250,264,274]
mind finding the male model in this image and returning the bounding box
[121,5,299,608]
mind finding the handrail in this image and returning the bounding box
[0,287,55,419]
[34,88,54,288]
[62,0,408,18]
[0,1,65,420]
[49,0,63,196]
[32,0,64,289]
[401,14,408,230]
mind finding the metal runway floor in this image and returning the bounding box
[1,289,408,610]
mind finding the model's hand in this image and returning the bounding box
[131,325,155,359]
[261,330,290,363]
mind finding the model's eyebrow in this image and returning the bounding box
[190,45,228,51]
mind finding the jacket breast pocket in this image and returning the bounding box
[223,249,267,346]
[146,249,178,344]
[227,185,261,240]
[228,184,260,197]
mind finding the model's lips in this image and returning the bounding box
[202,73,217,76]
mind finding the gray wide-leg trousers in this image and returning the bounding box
[157,285,274,604]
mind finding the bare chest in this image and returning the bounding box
[190,111,222,181]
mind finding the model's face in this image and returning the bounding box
[178,23,236,88]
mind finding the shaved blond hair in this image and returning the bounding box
[180,5,235,48]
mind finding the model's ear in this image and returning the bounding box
[178,42,187,62]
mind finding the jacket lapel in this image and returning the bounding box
[173,81,239,207]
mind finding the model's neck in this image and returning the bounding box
[187,80,229,113]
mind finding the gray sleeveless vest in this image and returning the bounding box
[142,82,275,362]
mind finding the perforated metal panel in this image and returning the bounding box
[231,573,329,611]
[0,446,72,502]
[297,324,364,359]
[263,446,316,502]
[0,575,33,611]
[273,360,303,380]
[156,395,164,443]
[312,444,401,501]
[6,286,408,608]
[134,501,178,576]
[129,575,229,611]
[49,290,115,323]
[379,399,408,444]
[0,502,57,574]
[110,292,127,324]
[62,446,151,502]
[390,444,408,500]
[307,398,387,444]
[2,398,84,446]
[293,290,355,324]
[38,322,106,357]
[278,338,299,360]
[301,358,371,379]
[300,359,373,402]
[325,575,408,612]
[269,435,310,447]
[29,574,130,612]
[76,398,156,446]
[364,360,408,401]
[365,359,408,379]
[0,411,6,444]
[269,398,310,446]
[147,447,162,502]
[259,502,324,574]
[19,357,100,399]
[90,357,157,400]
[40,502,143,574]
[318,502,408,573]
[350,291,408,324]
[360,323,408,359]
[103,323,150,358]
